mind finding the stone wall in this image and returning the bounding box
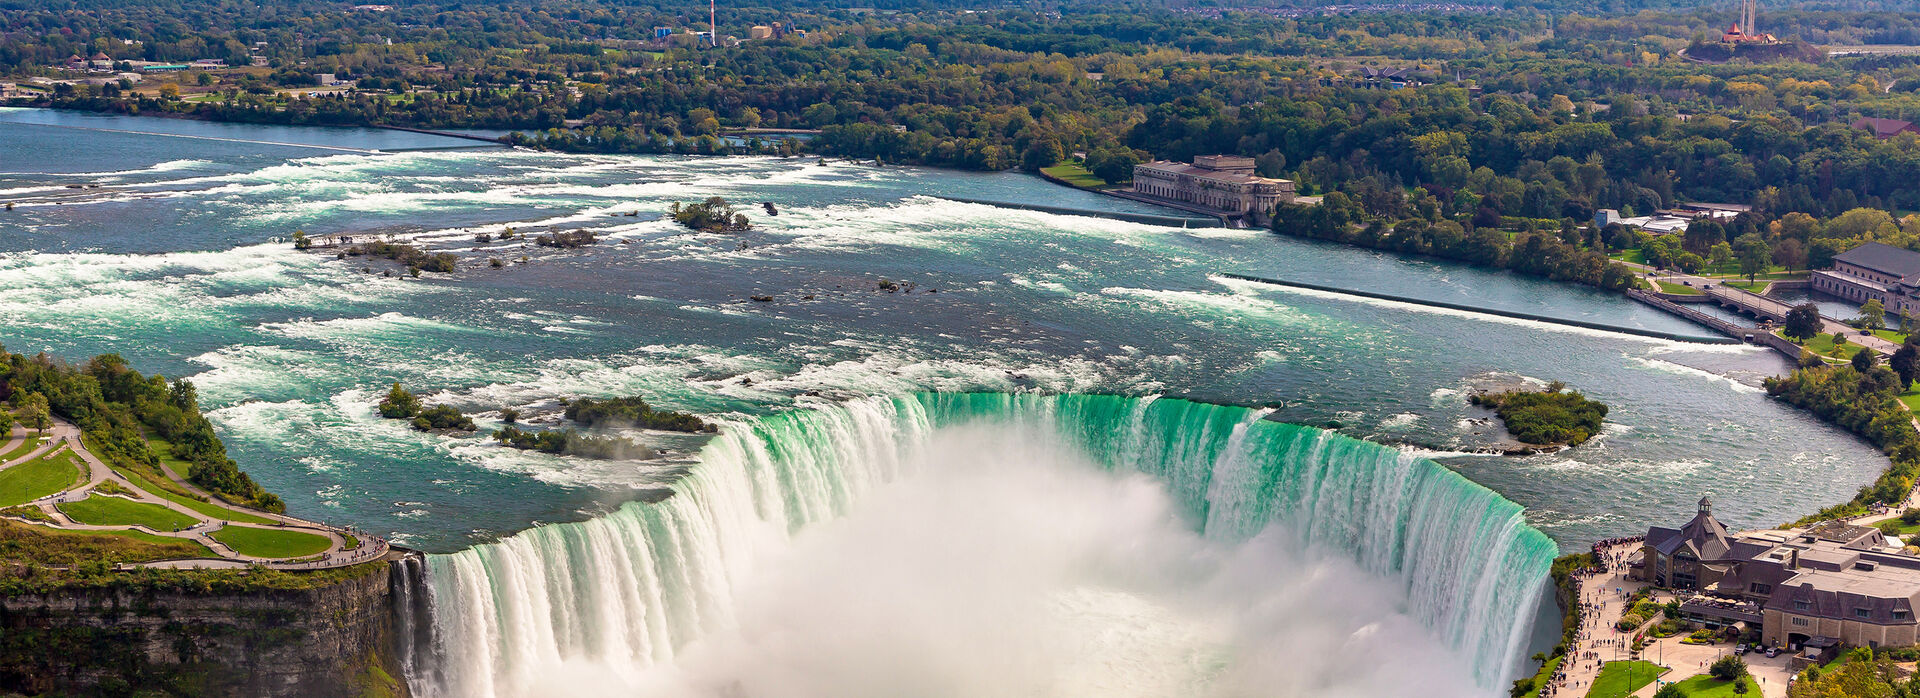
[0,559,412,698]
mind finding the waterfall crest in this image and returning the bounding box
[411,393,1556,697]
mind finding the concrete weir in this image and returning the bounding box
[1219,272,1739,345]
[933,196,1221,228]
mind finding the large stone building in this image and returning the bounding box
[1811,241,1920,315]
[1634,498,1920,652]
[1131,155,1294,225]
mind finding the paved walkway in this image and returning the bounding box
[1550,541,1793,698]
[0,419,389,570]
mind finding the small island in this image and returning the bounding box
[670,197,752,233]
[1469,381,1609,447]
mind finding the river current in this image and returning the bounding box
[0,108,1889,695]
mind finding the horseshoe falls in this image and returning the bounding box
[413,393,1556,698]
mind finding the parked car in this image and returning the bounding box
[1766,647,1779,658]
[1736,643,1749,655]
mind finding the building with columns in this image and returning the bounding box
[1131,155,1294,225]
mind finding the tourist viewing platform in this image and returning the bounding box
[0,417,385,570]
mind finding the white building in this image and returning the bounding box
[1131,155,1295,225]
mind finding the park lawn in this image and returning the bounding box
[1900,387,1920,415]
[1040,163,1109,189]
[1611,248,1647,264]
[1723,280,1768,292]
[1784,331,1866,361]
[211,525,331,559]
[0,451,84,507]
[1587,660,1668,698]
[1666,673,1760,697]
[1872,329,1911,344]
[0,433,49,463]
[1655,280,1703,295]
[133,435,277,525]
[59,495,199,532]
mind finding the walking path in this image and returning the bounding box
[1550,541,1794,698]
[0,419,389,570]
[1621,260,1901,355]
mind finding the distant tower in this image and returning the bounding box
[1743,0,1757,38]
[710,0,718,47]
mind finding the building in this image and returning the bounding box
[1722,0,1777,44]
[1854,118,1919,140]
[1131,155,1295,225]
[654,26,674,39]
[89,52,113,70]
[1811,242,1920,315]
[1635,498,1920,652]
[313,73,337,85]
[749,25,773,40]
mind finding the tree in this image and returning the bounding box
[1709,241,1734,272]
[18,392,49,433]
[1891,342,1920,389]
[1652,683,1685,698]
[1785,303,1823,342]
[1710,655,1748,682]
[378,383,421,419]
[1734,233,1770,283]
[1853,345,1877,373]
[1089,148,1140,184]
[1860,299,1886,331]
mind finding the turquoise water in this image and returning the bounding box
[421,394,1554,697]
[0,108,1887,556]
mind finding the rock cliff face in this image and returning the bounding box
[0,557,416,698]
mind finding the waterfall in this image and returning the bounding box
[409,393,1557,697]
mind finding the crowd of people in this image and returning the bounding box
[1534,537,1647,697]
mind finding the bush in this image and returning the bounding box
[563,396,714,433]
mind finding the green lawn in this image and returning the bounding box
[1723,280,1768,292]
[1587,660,1667,698]
[1783,331,1866,361]
[1665,673,1760,697]
[1611,249,1647,264]
[1040,163,1110,189]
[211,525,332,558]
[1872,329,1910,344]
[0,451,84,507]
[1900,388,1920,415]
[59,495,199,532]
[126,435,277,525]
[0,434,50,463]
[1655,280,1703,295]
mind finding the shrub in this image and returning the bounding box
[1711,655,1748,681]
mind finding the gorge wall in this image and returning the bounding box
[0,556,417,698]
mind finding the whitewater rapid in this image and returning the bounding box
[408,393,1556,697]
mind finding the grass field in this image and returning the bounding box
[59,495,199,532]
[1040,163,1109,189]
[0,451,83,507]
[1783,331,1867,361]
[211,526,332,558]
[1655,280,1703,295]
[1872,329,1910,344]
[128,436,277,524]
[1664,673,1760,697]
[0,433,49,463]
[1587,660,1667,698]
[1610,248,1647,264]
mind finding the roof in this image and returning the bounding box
[1835,242,1920,282]
[1135,160,1289,186]
[1854,117,1918,139]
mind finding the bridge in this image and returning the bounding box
[1704,285,1794,321]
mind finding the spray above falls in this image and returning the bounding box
[407,393,1557,698]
